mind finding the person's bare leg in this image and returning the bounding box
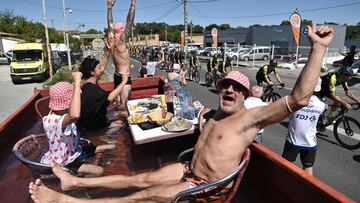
[304,166,313,175]
[113,182,189,203]
[29,179,82,203]
[95,144,116,153]
[77,164,104,177]
[120,84,131,110]
[52,160,184,191]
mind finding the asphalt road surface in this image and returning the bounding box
[1,59,359,201]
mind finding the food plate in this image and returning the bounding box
[147,109,173,125]
[128,114,146,124]
[161,119,193,132]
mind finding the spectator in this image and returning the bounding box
[40,73,103,176]
[244,85,268,143]
[282,78,325,175]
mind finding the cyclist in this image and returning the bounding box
[189,52,199,78]
[207,54,219,74]
[256,59,284,86]
[339,45,357,68]
[318,67,360,123]
[218,57,232,77]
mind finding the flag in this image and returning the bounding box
[289,11,301,46]
[180,31,185,50]
[211,28,218,49]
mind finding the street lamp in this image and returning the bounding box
[150,29,153,40]
[62,0,72,70]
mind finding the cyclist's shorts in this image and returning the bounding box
[282,141,316,167]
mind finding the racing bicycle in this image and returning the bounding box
[261,83,285,102]
[188,64,201,83]
[205,68,221,88]
[317,103,360,149]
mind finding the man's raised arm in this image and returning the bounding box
[107,0,115,32]
[251,24,334,129]
[121,0,136,42]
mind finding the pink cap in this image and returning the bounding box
[217,71,252,96]
[49,82,74,111]
[114,23,125,38]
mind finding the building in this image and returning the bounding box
[0,32,25,54]
[204,25,346,55]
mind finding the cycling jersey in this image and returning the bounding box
[190,56,198,67]
[207,57,218,72]
[258,65,277,75]
[256,65,277,85]
[318,72,349,99]
[218,61,231,74]
[286,95,326,149]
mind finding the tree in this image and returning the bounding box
[205,24,220,31]
[220,24,231,30]
[84,29,102,34]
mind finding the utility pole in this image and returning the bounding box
[62,0,72,70]
[184,0,188,56]
[165,25,168,43]
[190,21,193,45]
[41,0,53,78]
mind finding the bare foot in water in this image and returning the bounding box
[50,160,78,191]
[29,179,72,203]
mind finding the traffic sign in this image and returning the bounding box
[92,39,105,50]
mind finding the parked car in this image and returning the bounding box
[239,46,271,61]
[0,52,12,65]
[198,47,217,56]
[226,48,250,61]
[278,58,308,70]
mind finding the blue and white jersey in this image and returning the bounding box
[286,95,325,149]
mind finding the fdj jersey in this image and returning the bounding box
[256,65,277,85]
[319,72,349,99]
[286,95,326,148]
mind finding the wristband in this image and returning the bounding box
[285,95,293,113]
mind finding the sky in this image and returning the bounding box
[1,0,360,32]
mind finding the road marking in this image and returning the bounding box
[324,125,360,141]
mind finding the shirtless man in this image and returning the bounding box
[108,0,136,110]
[29,24,333,203]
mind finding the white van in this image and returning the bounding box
[239,46,271,61]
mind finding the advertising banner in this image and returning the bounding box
[290,11,301,46]
[180,31,185,50]
[211,28,218,49]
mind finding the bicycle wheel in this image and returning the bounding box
[270,92,281,102]
[205,72,213,87]
[193,70,200,83]
[188,68,192,81]
[214,74,221,89]
[333,116,360,149]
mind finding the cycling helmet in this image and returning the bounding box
[338,66,355,76]
[350,45,356,52]
[269,59,278,67]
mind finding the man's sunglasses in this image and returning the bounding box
[217,80,246,93]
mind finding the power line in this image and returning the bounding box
[188,1,360,19]
[17,0,175,13]
[153,1,183,22]
[189,0,220,3]
[188,2,213,24]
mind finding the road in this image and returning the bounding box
[1,60,359,201]
[0,65,43,123]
